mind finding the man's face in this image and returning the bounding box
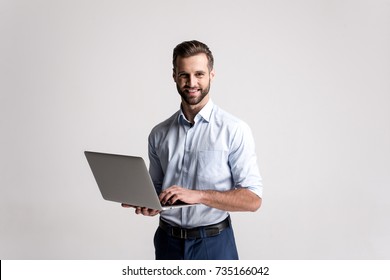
[173,53,215,106]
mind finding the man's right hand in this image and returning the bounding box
[121,203,160,216]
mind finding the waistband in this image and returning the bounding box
[159,217,231,240]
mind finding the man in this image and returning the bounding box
[123,40,263,260]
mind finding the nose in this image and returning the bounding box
[187,74,197,87]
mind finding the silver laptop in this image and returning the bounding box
[84,151,196,211]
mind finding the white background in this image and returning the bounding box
[1,0,389,259]
[2,260,390,280]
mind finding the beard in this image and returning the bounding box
[176,82,211,106]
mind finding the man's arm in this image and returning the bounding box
[121,203,160,216]
[159,185,262,212]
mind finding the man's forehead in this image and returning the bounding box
[175,54,209,71]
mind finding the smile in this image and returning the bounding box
[185,88,200,93]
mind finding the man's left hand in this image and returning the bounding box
[159,185,202,205]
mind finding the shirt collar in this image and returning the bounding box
[197,99,214,123]
[179,99,214,124]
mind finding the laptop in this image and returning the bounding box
[84,151,197,211]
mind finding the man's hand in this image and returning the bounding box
[121,203,160,216]
[159,185,202,205]
[159,185,261,212]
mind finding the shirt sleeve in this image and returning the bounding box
[228,121,263,198]
[148,132,164,195]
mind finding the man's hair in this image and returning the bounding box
[172,40,214,71]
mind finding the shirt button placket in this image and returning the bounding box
[182,124,194,179]
[181,123,193,226]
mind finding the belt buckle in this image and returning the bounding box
[180,228,187,239]
[172,227,187,239]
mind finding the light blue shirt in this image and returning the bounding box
[148,100,263,228]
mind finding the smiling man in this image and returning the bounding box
[123,40,263,260]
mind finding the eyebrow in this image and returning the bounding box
[177,70,206,75]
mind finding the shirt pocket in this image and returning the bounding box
[196,150,226,180]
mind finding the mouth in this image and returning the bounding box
[185,88,201,95]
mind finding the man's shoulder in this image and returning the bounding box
[149,110,180,137]
[212,104,250,130]
[213,104,240,121]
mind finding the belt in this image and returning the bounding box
[159,217,230,240]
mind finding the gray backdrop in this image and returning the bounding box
[1,0,389,259]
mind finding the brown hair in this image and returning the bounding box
[172,40,214,71]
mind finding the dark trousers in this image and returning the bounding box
[154,221,239,260]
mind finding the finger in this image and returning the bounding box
[145,208,160,216]
[169,194,180,205]
[159,191,173,205]
[160,186,181,199]
[150,210,160,216]
[122,203,137,208]
[141,207,151,215]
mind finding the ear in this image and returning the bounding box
[172,68,177,82]
[210,68,215,81]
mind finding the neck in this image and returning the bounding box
[181,95,209,123]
